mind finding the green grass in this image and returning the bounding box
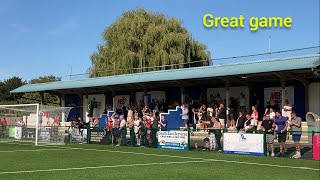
[0,142,319,180]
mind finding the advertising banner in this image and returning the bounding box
[69,128,87,143]
[158,131,188,150]
[89,128,105,144]
[115,95,130,109]
[264,86,294,107]
[14,127,22,140]
[8,128,15,138]
[223,133,264,156]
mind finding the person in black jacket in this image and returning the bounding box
[235,111,245,132]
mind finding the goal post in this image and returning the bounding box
[0,103,73,146]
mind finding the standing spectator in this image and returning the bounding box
[1,117,8,127]
[119,115,127,146]
[180,103,189,129]
[112,115,120,146]
[274,111,288,157]
[204,117,223,152]
[235,111,245,133]
[288,111,302,158]
[217,103,226,128]
[238,93,246,112]
[261,114,275,157]
[151,114,159,148]
[133,116,141,146]
[140,117,148,147]
[228,97,236,129]
[106,117,113,145]
[160,115,168,131]
[251,106,259,132]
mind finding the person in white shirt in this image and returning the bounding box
[282,104,292,120]
[269,108,276,120]
[119,115,127,146]
[180,103,189,129]
[244,113,255,133]
[133,116,141,146]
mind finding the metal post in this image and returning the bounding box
[35,103,39,146]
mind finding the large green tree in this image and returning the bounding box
[0,77,24,104]
[90,8,211,77]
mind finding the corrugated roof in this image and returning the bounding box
[11,54,320,93]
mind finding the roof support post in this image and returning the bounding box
[181,87,186,104]
[225,79,230,128]
[39,92,44,105]
[112,90,116,111]
[280,78,286,111]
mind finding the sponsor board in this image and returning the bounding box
[223,133,264,156]
[158,131,188,150]
[89,129,105,144]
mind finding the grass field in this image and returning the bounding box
[0,142,319,180]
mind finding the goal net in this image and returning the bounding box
[0,103,73,145]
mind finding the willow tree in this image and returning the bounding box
[90,8,211,77]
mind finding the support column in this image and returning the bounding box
[143,88,148,105]
[39,92,44,105]
[225,80,230,128]
[280,78,286,110]
[304,83,309,113]
[112,91,116,111]
[84,94,89,123]
[60,95,65,123]
[181,87,186,104]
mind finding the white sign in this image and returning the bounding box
[158,131,188,150]
[14,127,22,140]
[223,133,264,156]
[264,86,294,107]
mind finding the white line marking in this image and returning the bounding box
[1,142,319,171]
[0,161,207,175]
[0,149,70,153]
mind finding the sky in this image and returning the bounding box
[0,0,319,81]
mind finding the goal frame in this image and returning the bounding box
[0,103,40,146]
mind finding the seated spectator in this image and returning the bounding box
[269,108,275,120]
[235,111,245,132]
[244,113,254,133]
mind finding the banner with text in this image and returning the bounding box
[223,133,264,156]
[115,95,130,109]
[158,131,188,150]
[264,86,294,107]
[89,129,105,144]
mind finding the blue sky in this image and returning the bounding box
[0,0,319,81]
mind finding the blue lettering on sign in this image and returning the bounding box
[240,134,247,141]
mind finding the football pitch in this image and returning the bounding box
[0,142,319,180]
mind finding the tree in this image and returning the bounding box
[19,76,61,106]
[90,8,211,77]
[0,77,25,103]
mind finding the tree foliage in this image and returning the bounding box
[0,76,24,103]
[90,8,211,77]
[0,76,61,106]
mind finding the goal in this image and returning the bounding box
[0,103,73,145]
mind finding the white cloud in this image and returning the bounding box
[10,23,31,33]
[47,19,79,35]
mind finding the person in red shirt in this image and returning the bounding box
[106,116,114,145]
[1,118,7,126]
